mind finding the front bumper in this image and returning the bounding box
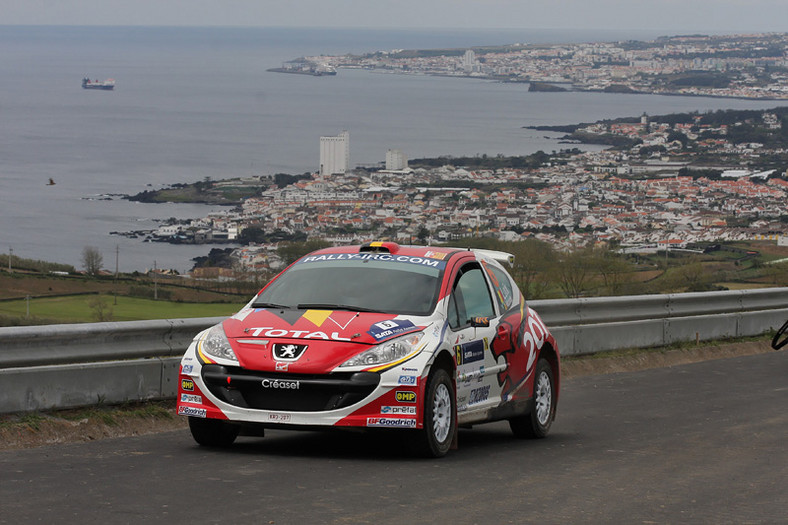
[201,364,380,412]
[177,359,424,430]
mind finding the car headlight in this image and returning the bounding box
[199,324,238,362]
[339,331,425,369]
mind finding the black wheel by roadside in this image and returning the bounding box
[188,416,240,447]
[416,367,456,458]
[509,357,556,439]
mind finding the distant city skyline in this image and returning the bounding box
[1,1,787,34]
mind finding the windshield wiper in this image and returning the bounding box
[250,301,292,309]
[296,303,381,313]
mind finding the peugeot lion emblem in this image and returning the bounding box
[272,343,308,362]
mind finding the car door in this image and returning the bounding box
[447,262,503,419]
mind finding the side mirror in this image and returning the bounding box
[470,316,490,328]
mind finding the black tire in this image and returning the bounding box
[188,416,240,447]
[509,358,556,439]
[415,367,456,458]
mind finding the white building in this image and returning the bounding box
[385,149,408,171]
[320,130,350,176]
[463,49,477,72]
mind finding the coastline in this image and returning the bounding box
[309,31,788,102]
[3,26,787,274]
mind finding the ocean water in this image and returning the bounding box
[1,25,786,272]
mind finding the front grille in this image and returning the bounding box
[201,365,380,412]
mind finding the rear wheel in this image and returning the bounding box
[416,368,456,458]
[188,416,240,447]
[509,358,555,439]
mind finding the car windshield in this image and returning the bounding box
[252,254,444,316]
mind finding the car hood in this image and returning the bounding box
[221,307,425,373]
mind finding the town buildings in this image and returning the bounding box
[293,33,788,100]
[150,119,786,274]
[385,149,408,171]
[319,130,350,176]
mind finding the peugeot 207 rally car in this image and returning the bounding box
[177,242,560,457]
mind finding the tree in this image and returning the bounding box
[552,247,595,298]
[88,295,113,322]
[673,260,713,292]
[510,239,556,300]
[592,246,634,295]
[238,225,268,244]
[277,239,332,266]
[82,246,103,276]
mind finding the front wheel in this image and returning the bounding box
[509,358,556,439]
[415,368,456,458]
[188,416,240,447]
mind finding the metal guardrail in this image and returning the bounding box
[531,288,788,355]
[0,317,226,369]
[1,289,786,414]
[0,317,226,415]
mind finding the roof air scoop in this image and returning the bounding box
[359,241,400,254]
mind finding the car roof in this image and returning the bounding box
[305,242,514,268]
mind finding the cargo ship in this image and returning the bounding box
[82,77,115,90]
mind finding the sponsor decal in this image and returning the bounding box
[366,417,417,428]
[275,362,289,372]
[424,251,447,260]
[180,394,202,404]
[482,260,515,308]
[395,391,417,403]
[181,378,195,391]
[268,413,291,422]
[491,306,548,400]
[469,385,491,405]
[400,367,418,372]
[398,375,417,385]
[368,319,417,341]
[273,343,308,361]
[182,365,194,375]
[455,339,485,366]
[299,253,446,269]
[261,378,300,390]
[177,406,206,418]
[458,365,486,384]
[301,310,357,330]
[381,406,417,415]
[245,327,351,341]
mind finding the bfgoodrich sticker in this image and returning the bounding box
[178,406,206,418]
[367,417,417,428]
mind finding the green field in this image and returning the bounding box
[0,294,244,324]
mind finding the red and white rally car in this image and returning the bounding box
[177,242,560,457]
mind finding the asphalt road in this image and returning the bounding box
[2,351,786,524]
